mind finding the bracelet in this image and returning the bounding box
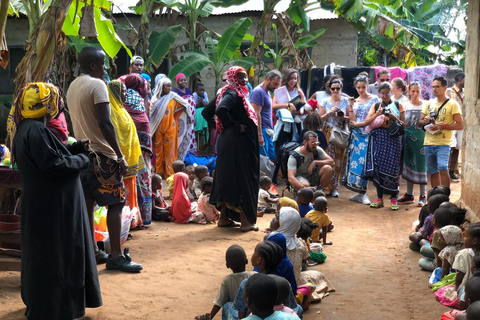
[445,124,448,130]
[116,155,125,163]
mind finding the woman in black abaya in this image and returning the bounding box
[7,83,102,319]
[203,67,259,232]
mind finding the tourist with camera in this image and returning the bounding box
[362,82,405,210]
[318,77,353,197]
[417,76,463,188]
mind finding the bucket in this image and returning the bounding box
[0,214,21,250]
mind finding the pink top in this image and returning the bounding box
[197,193,218,222]
[273,304,298,317]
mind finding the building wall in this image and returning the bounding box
[458,0,480,222]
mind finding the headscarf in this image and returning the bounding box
[130,55,144,65]
[125,73,147,98]
[439,225,465,266]
[171,172,193,224]
[141,73,151,83]
[6,82,62,152]
[266,232,298,294]
[107,80,144,178]
[277,206,302,250]
[153,74,167,94]
[150,77,191,134]
[175,73,186,83]
[215,66,258,133]
[279,197,299,212]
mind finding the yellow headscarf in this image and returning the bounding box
[278,197,299,212]
[107,80,144,178]
[6,82,62,149]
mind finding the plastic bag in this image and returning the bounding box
[94,206,133,252]
[260,147,275,179]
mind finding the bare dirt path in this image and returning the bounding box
[0,182,460,320]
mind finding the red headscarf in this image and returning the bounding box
[124,73,147,98]
[215,66,258,133]
[171,172,193,224]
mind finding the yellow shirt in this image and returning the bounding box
[421,99,461,146]
[167,174,174,196]
[305,210,330,242]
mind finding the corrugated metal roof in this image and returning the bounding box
[112,0,338,20]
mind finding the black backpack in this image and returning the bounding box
[272,141,319,191]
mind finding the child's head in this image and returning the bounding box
[297,218,320,241]
[437,185,451,198]
[467,301,480,320]
[433,207,453,229]
[465,277,480,306]
[251,241,283,274]
[244,273,278,316]
[314,196,328,212]
[201,176,213,194]
[450,207,467,227]
[438,225,463,250]
[297,188,314,205]
[172,160,185,173]
[427,186,449,199]
[194,165,209,180]
[225,244,248,273]
[151,173,162,191]
[268,274,291,305]
[195,83,205,97]
[473,251,480,274]
[465,223,480,250]
[186,165,195,180]
[427,194,449,214]
[259,176,272,191]
[313,190,325,200]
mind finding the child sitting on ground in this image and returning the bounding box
[196,177,219,223]
[409,194,449,250]
[243,273,300,320]
[195,245,255,320]
[268,275,299,317]
[192,165,209,200]
[296,188,314,218]
[306,197,332,245]
[447,276,480,320]
[151,173,170,221]
[438,225,465,280]
[166,160,186,199]
[186,165,196,201]
[313,189,325,200]
[419,207,453,271]
[171,170,203,224]
[258,176,279,216]
[413,187,449,234]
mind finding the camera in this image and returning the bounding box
[383,108,391,116]
[336,110,345,118]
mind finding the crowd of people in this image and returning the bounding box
[4,43,472,319]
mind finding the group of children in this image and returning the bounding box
[407,185,480,319]
[153,160,219,225]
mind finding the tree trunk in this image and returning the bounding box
[14,0,74,94]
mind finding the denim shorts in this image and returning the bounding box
[425,145,450,174]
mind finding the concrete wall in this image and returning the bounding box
[458,0,480,222]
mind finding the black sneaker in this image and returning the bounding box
[95,249,108,265]
[450,171,460,182]
[397,193,414,204]
[106,248,143,273]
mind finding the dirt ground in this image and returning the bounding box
[0,181,461,320]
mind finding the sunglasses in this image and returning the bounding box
[380,78,391,82]
[222,79,227,82]
[330,87,341,91]
[380,93,391,96]
[310,141,320,146]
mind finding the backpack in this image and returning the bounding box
[272,141,319,192]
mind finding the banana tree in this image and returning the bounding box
[167,17,255,92]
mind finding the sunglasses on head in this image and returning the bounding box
[380,78,391,82]
[330,87,341,91]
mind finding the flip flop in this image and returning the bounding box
[241,225,259,232]
[218,220,240,228]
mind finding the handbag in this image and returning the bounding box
[330,125,350,149]
[388,120,405,138]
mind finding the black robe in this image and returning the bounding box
[14,119,102,320]
[203,90,259,224]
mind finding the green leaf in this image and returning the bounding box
[217,17,251,62]
[66,36,110,68]
[148,25,182,71]
[210,0,249,7]
[168,53,210,81]
[94,7,132,59]
[206,37,218,66]
[337,0,355,14]
[384,23,394,38]
[229,57,256,70]
[294,28,327,50]
[286,1,310,32]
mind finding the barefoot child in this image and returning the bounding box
[306,197,332,245]
[186,165,196,201]
[438,225,465,280]
[167,160,186,199]
[258,176,279,215]
[197,177,219,223]
[196,245,255,319]
[151,173,170,221]
[243,273,300,320]
[454,223,480,302]
[193,165,209,200]
[171,171,203,224]
[296,188,314,218]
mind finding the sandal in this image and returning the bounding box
[241,224,259,232]
[391,199,399,211]
[218,220,240,228]
[370,199,384,208]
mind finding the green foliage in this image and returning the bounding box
[217,17,251,62]
[147,25,183,72]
